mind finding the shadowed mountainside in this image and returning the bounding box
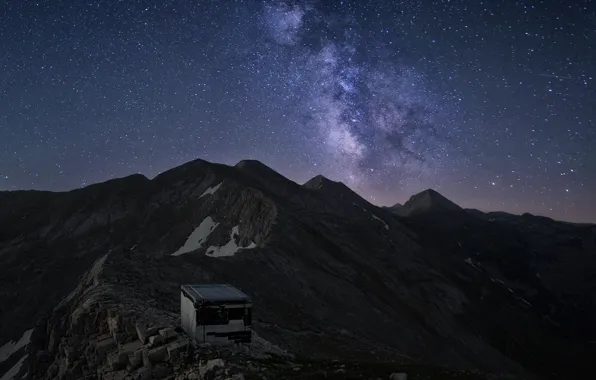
[1,158,594,380]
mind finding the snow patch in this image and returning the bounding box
[464,258,480,270]
[199,182,223,198]
[0,354,28,380]
[206,226,257,258]
[371,214,389,230]
[0,330,33,365]
[518,297,533,307]
[172,216,219,256]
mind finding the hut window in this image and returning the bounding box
[228,308,245,320]
[197,307,229,325]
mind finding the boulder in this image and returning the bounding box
[127,349,143,372]
[108,351,129,370]
[142,349,153,368]
[136,323,150,343]
[98,333,113,341]
[148,346,168,363]
[146,326,162,337]
[158,328,176,340]
[137,366,153,380]
[120,340,144,355]
[96,337,117,357]
[166,339,189,360]
[148,334,165,347]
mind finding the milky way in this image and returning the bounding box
[261,1,456,192]
[1,0,595,222]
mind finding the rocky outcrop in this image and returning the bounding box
[26,252,181,380]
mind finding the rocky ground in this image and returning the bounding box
[23,252,524,380]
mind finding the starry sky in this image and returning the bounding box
[1,0,595,222]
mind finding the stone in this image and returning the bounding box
[142,349,153,368]
[108,315,121,334]
[158,328,176,340]
[98,333,113,342]
[151,364,173,379]
[120,340,144,355]
[146,326,162,338]
[104,369,127,380]
[148,334,165,347]
[107,352,128,370]
[96,337,117,356]
[137,366,153,380]
[165,339,189,360]
[127,349,143,372]
[114,332,128,344]
[389,373,407,380]
[147,346,168,363]
[124,318,138,339]
[136,323,150,343]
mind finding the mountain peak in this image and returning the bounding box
[303,174,338,188]
[234,159,268,170]
[302,174,370,206]
[234,159,299,194]
[235,160,282,180]
[234,159,286,177]
[401,188,462,216]
[303,174,351,192]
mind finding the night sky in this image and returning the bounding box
[1,1,595,222]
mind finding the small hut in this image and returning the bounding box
[180,284,252,345]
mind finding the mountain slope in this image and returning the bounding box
[388,195,596,377]
[1,158,593,380]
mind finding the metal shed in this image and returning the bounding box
[180,284,252,345]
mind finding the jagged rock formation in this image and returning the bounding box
[0,158,594,380]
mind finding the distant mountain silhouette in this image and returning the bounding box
[399,189,463,216]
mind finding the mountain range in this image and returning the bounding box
[1,158,595,380]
